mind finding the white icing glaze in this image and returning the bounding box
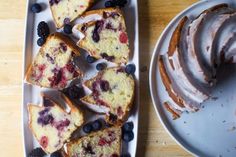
[184,13,211,85]
[197,7,231,70]
[80,99,109,113]
[215,13,236,64]
[164,53,207,111]
[72,14,103,40]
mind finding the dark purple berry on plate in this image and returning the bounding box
[50,151,62,157]
[121,153,131,157]
[63,24,72,34]
[122,131,134,142]
[100,80,110,92]
[122,121,134,132]
[96,63,107,71]
[116,0,128,7]
[37,21,50,38]
[92,119,103,131]
[28,147,46,157]
[86,55,97,63]
[63,85,85,99]
[83,123,93,133]
[31,3,42,13]
[105,0,116,8]
[125,64,136,75]
[37,37,46,46]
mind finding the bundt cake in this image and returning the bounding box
[72,8,130,64]
[65,126,121,157]
[25,33,82,90]
[159,4,236,118]
[28,93,84,154]
[80,67,135,124]
[49,0,94,28]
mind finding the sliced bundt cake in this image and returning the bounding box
[65,126,121,157]
[25,33,82,90]
[80,67,135,124]
[28,93,84,154]
[73,8,130,64]
[49,0,94,28]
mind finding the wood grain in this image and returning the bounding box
[0,0,197,156]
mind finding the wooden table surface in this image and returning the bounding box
[0,0,198,156]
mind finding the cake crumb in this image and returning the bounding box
[140,66,148,72]
[227,126,236,132]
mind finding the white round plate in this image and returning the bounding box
[149,0,236,156]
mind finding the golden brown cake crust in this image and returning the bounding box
[158,56,185,108]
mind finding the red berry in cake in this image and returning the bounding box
[63,24,72,34]
[125,64,136,75]
[31,3,42,13]
[59,42,67,51]
[122,121,134,132]
[96,63,107,71]
[100,53,115,62]
[37,21,50,38]
[119,32,128,44]
[40,136,49,148]
[28,147,46,157]
[100,80,110,92]
[50,151,62,157]
[86,55,97,63]
[92,119,103,131]
[37,37,46,46]
[122,131,134,142]
[83,122,93,133]
[54,119,70,131]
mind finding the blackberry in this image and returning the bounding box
[28,147,46,157]
[50,151,62,157]
[63,85,85,99]
[105,0,116,8]
[37,21,50,38]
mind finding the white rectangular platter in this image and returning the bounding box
[22,0,139,156]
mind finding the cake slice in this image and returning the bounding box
[28,93,84,154]
[73,8,130,64]
[25,33,82,90]
[80,67,135,124]
[49,0,94,28]
[65,126,121,157]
